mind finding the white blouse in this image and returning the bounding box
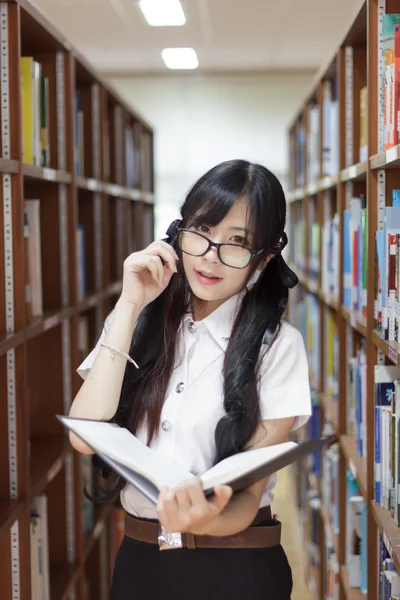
[77,291,312,518]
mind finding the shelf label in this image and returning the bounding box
[43,167,56,181]
[386,146,397,163]
[349,165,357,179]
[388,345,398,365]
[109,184,121,196]
[44,315,59,331]
[87,178,98,191]
[307,183,317,196]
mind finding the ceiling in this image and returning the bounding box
[32,0,361,74]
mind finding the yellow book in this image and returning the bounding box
[20,57,34,165]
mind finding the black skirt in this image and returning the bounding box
[110,531,293,600]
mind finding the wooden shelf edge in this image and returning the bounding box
[0,330,24,357]
[340,161,368,182]
[340,565,366,599]
[0,158,19,174]
[25,307,74,341]
[372,331,400,366]
[370,145,400,170]
[339,435,367,498]
[76,176,150,202]
[0,498,25,541]
[30,435,70,499]
[341,306,367,337]
[319,290,339,311]
[370,502,400,572]
[23,164,72,183]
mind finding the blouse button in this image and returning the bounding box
[162,420,172,432]
[175,382,185,393]
[188,321,196,333]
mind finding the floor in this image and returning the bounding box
[273,466,312,600]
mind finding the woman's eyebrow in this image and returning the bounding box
[228,226,248,233]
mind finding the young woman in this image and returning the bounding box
[69,159,312,599]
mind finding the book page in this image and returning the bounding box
[200,441,297,490]
[61,417,193,490]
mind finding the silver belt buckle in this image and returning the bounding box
[158,525,183,550]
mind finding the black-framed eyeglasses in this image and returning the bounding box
[177,228,265,269]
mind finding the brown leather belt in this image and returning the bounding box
[124,506,281,550]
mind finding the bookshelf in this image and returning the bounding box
[287,0,400,599]
[0,1,154,599]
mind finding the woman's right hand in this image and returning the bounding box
[119,240,179,310]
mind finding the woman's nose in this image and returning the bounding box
[202,245,220,263]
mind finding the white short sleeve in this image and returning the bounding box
[258,322,312,431]
[77,311,115,380]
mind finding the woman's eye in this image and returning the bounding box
[232,235,248,246]
[199,225,210,234]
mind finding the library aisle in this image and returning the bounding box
[275,467,312,600]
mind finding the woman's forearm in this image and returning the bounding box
[69,298,141,436]
[190,488,261,537]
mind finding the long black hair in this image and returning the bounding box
[88,159,297,501]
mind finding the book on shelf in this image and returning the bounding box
[40,76,50,167]
[25,199,43,317]
[382,16,400,150]
[343,195,368,319]
[76,224,87,302]
[324,309,339,399]
[20,57,50,167]
[81,454,94,534]
[307,103,320,186]
[78,315,89,364]
[292,294,320,386]
[359,86,368,162]
[30,495,50,600]
[324,528,340,600]
[379,534,400,600]
[374,365,400,522]
[375,193,400,341]
[322,78,339,178]
[347,344,367,458]
[59,416,333,504]
[125,124,135,189]
[74,91,85,176]
[321,212,340,301]
[23,202,32,323]
[322,432,339,534]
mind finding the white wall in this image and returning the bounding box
[107,72,313,239]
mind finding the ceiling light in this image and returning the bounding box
[138,0,186,26]
[161,48,199,70]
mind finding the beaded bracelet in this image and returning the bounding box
[100,341,139,369]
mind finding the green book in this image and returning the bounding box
[40,76,50,167]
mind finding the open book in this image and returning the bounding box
[58,415,334,505]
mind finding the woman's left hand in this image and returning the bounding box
[157,478,233,534]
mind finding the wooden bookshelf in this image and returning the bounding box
[0,1,155,598]
[287,0,400,598]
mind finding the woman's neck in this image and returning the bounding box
[191,295,231,321]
